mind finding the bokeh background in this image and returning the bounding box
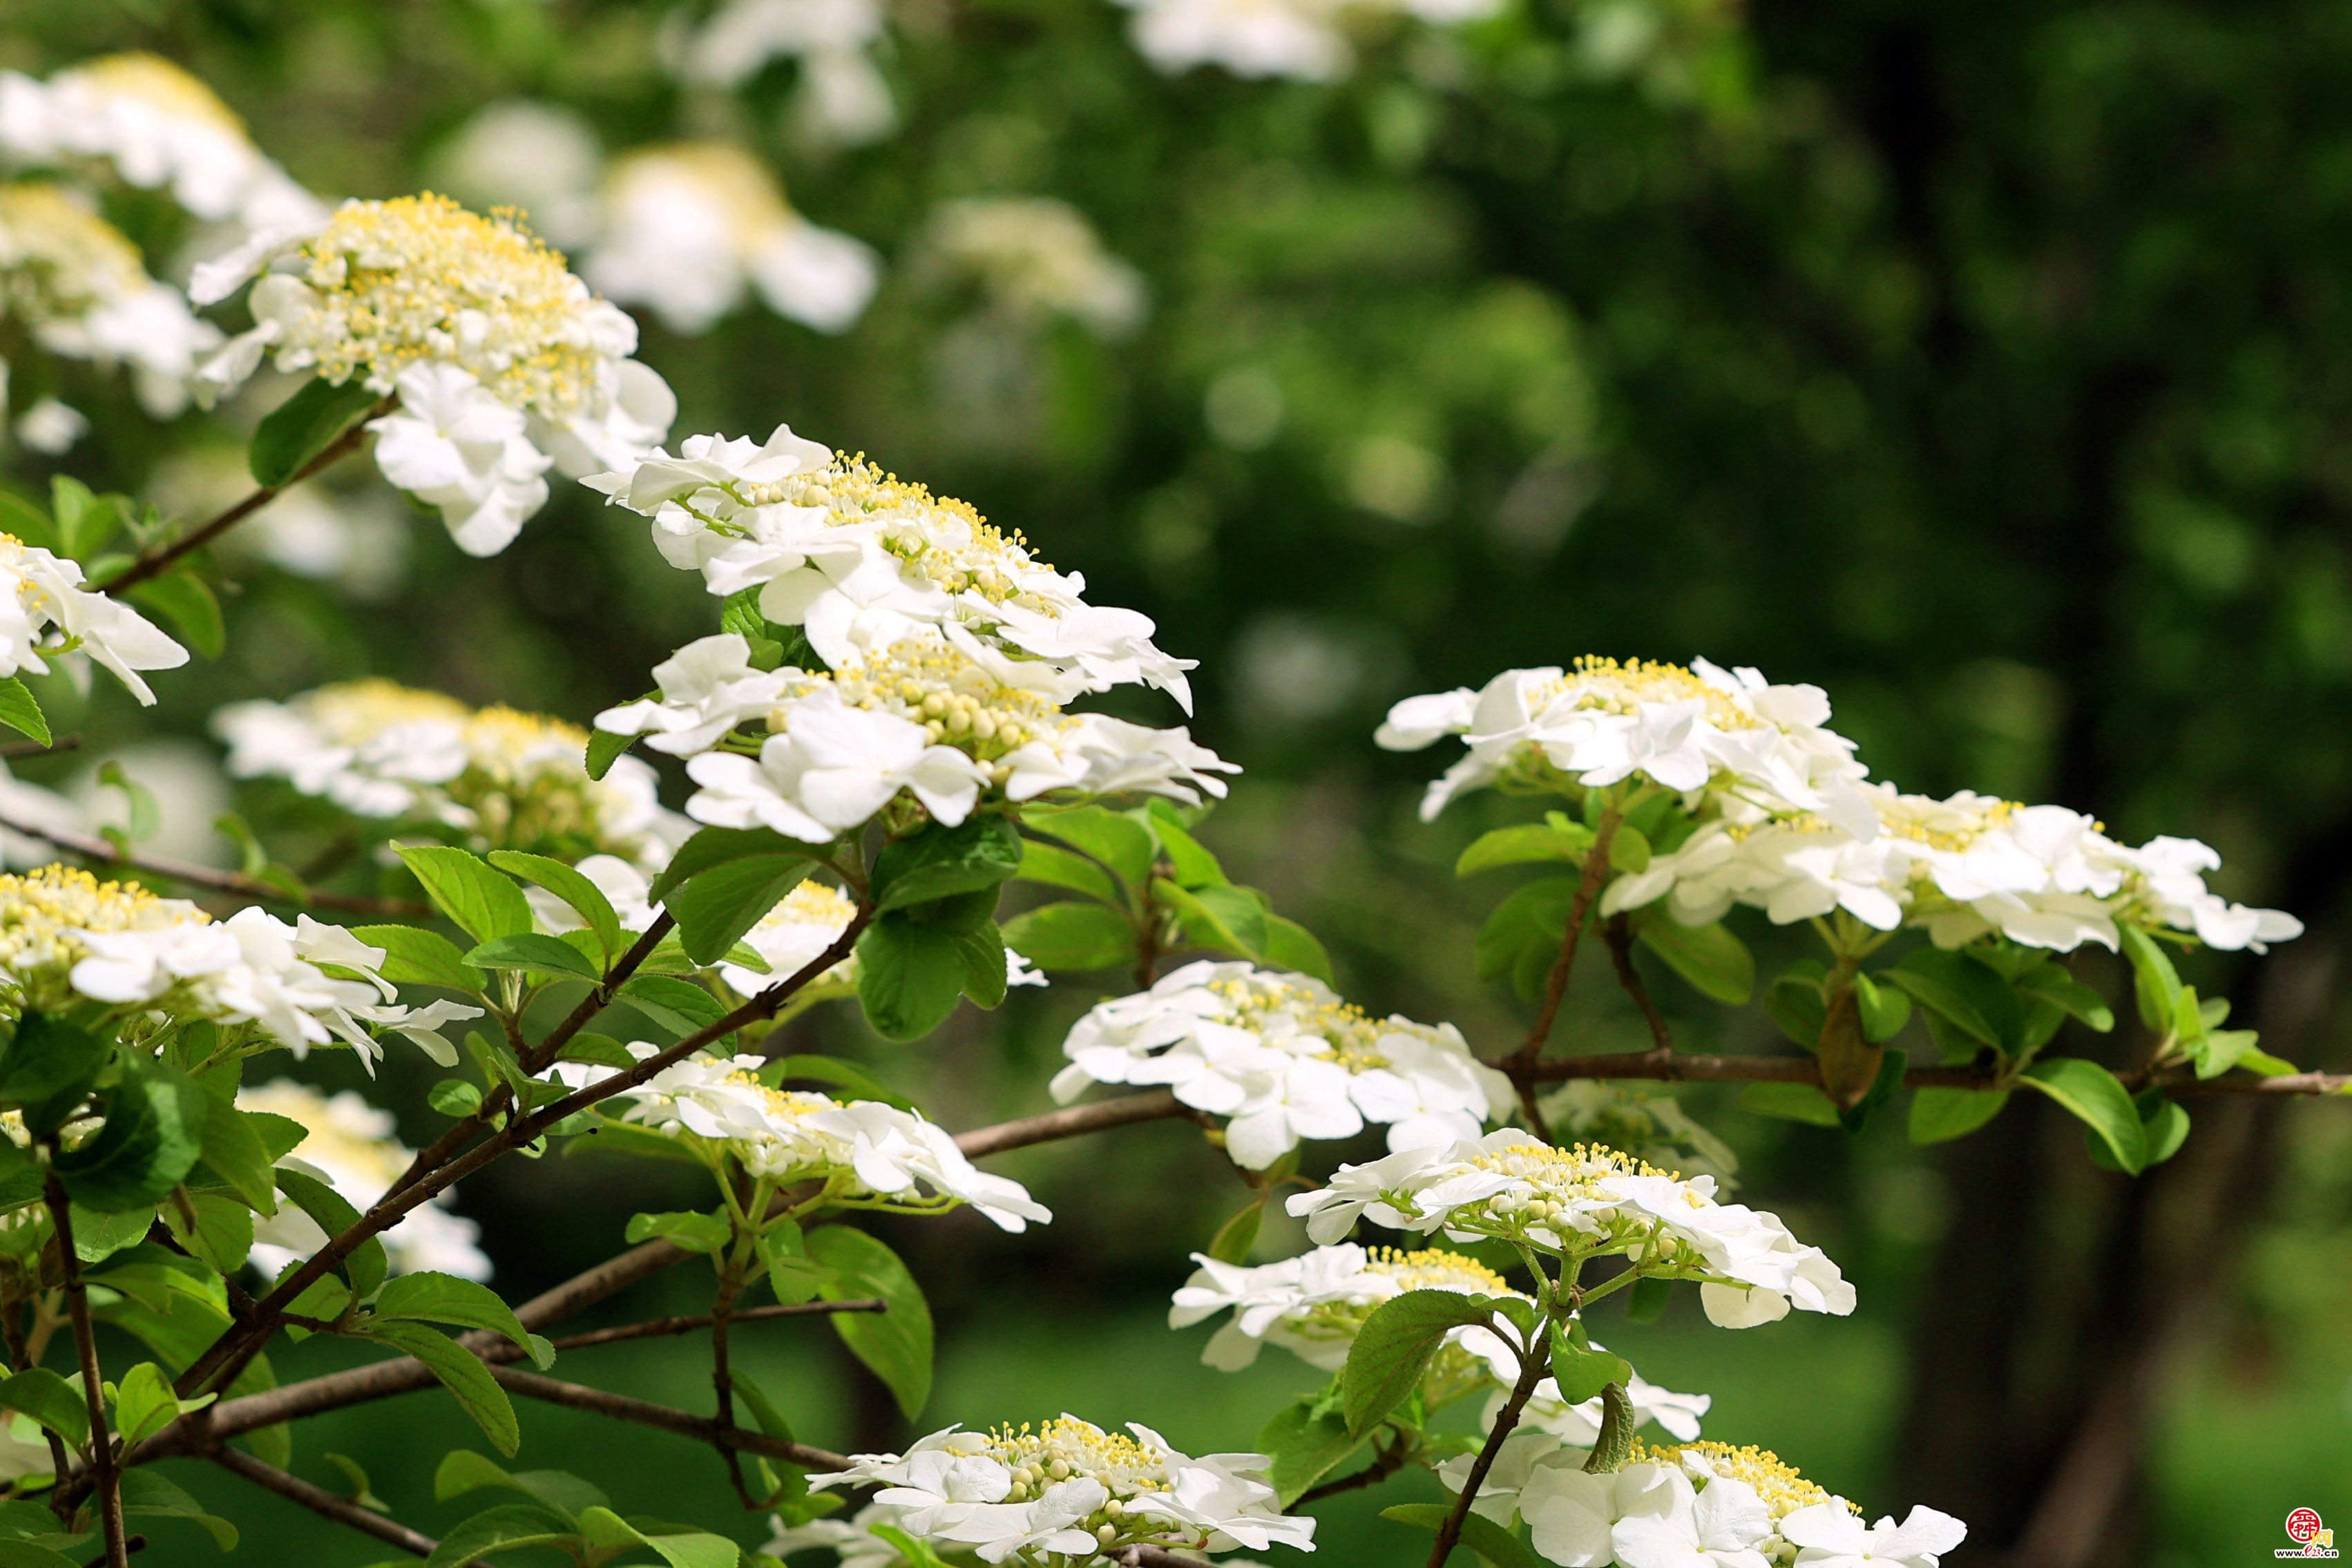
[3,0,2350,1563]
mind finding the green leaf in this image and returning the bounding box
[488,852,624,961]
[1607,823,1652,874]
[646,826,810,900]
[325,1453,389,1513]
[463,933,603,984]
[1631,911,1754,1005]
[1014,839,1124,904]
[1261,915,1336,984]
[759,1224,826,1306]
[248,375,382,487]
[70,1203,155,1264]
[1763,962,1828,1050]
[2015,961,2115,1033]
[1341,1290,1507,1437]
[57,1061,206,1212]
[52,476,122,558]
[576,1507,740,1568]
[806,1227,932,1420]
[348,925,484,993]
[1455,822,1594,876]
[615,975,732,1036]
[871,816,1022,912]
[1154,879,1268,959]
[423,1502,581,1568]
[428,1078,484,1116]
[2116,925,2183,1034]
[1853,973,1912,1042]
[1738,1082,1841,1127]
[196,1098,279,1216]
[767,1055,914,1110]
[585,723,639,781]
[2022,1058,2145,1174]
[125,573,224,660]
[1907,1087,2010,1145]
[1623,1276,1674,1325]
[112,1361,213,1447]
[1886,948,2017,1054]
[396,847,535,946]
[274,1168,388,1299]
[1146,810,1228,889]
[117,1467,239,1549]
[622,1210,733,1253]
[432,1449,609,1517]
[0,1011,110,1136]
[358,1320,521,1457]
[2136,1096,2191,1167]
[1474,877,1578,983]
[1206,1196,1266,1265]
[998,902,1136,972]
[668,854,814,966]
[953,920,1008,1008]
[1381,1503,1551,1568]
[1025,806,1155,888]
[1546,1322,1630,1404]
[0,1542,76,1568]
[372,1271,552,1367]
[1259,1396,1369,1506]
[0,1369,87,1446]
[0,680,49,748]
[854,917,966,1041]
[163,1192,254,1275]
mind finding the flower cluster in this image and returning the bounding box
[1538,1082,1741,1188]
[212,680,687,870]
[674,0,900,148]
[1458,1434,1964,1568]
[591,428,1197,706]
[547,1044,1051,1232]
[0,533,189,704]
[1289,1130,1853,1329]
[0,182,222,439]
[1172,1243,1530,1378]
[912,198,1146,339]
[582,142,879,336]
[193,193,675,555]
[1053,959,1511,1169]
[238,1078,491,1281]
[1384,656,2302,957]
[1118,0,1505,82]
[0,53,323,235]
[0,865,475,1064]
[803,1417,1315,1562]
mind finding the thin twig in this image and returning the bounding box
[174,912,871,1399]
[0,813,428,917]
[1109,1547,1207,1567]
[952,1090,1189,1158]
[546,1299,886,1352]
[1294,1436,1410,1505]
[210,1447,437,1557]
[101,403,391,595]
[0,734,79,759]
[1513,1050,2351,1096]
[1603,913,1674,1060]
[1427,1335,1549,1568]
[488,1368,851,1469]
[1502,812,1620,1138]
[44,1176,127,1568]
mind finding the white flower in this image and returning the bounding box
[594,633,793,757]
[1609,1465,1775,1568]
[1170,1243,1531,1379]
[584,143,879,335]
[686,689,989,841]
[0,55,325,234]
[676,0,900,147]
[1120,0,1355,80]
[1058,960,1506,1170]
[1520,1461,1685,1568]
[191,193,671,554]
[239,1079,491,1281]
[426,102,603,247]
[1779,1502,1969,1568]
[0,534,187,705]
[1285,1140,1459,1245]
[914,198,1146,338]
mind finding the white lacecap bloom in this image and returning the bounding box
[808,1417,1314,1562]
[1285,1129,1855,1330]
[665,633,1230,842]
[674,0,899,147]
[1055,959,1509,1169]
[0,865,476,1067]
[0,54,325,235]
[425,102,604,249]
[0,182,223,421]
[238,1078,491,1281]
[212,680,688,872]
[547,1044,1050,1231]
[190,193,675,556]
[583,142,879,336]
[0,533,188,706]
[914,197,1146,339]
[587,427,1199,711]
[1379,656,1873,832]
[1118,0,1356,81]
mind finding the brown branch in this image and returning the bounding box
[210,1447,437,1558]
[1294,1436,1410,1505]
[1513,1050,2352,1096]
[1603,913,1674,1060]
[44,1176,127,1568]
[0,734,79,759]
[173,911,870,1399]
[101,402,391,595]
[1109,1547,1211,1567]
[1500,812,1620,1138]
[488,1368,850,1469]
[952,1090,1189,1158]
[546,1298,885,1353]
[0,814,428,917]
[1427,1332,1549,1568]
